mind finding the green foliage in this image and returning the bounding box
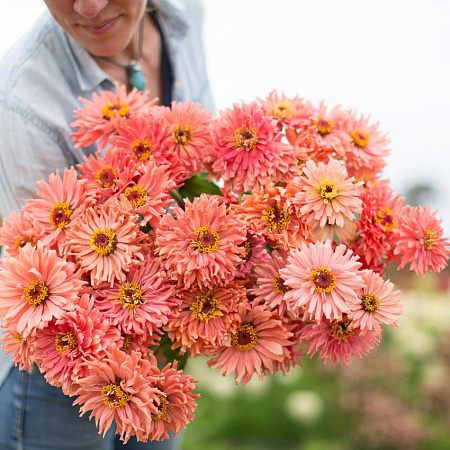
[178,173,222,202]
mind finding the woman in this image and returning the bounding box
[0,1,213,449]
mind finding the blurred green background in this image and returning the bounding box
[183,269,450,450]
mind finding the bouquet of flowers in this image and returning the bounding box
[0,83,448,443]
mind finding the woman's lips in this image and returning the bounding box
[80,15,120,35]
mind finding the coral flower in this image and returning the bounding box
[71,81,153,149]
[165,282,246,356]
[280,240,364,322]
[95,254,179,340]
[235,229,270,278]
[251,249,291,316]
[208,303,293,385]
[0,211,43,257]
[393,206,450,276]
[147,362,199,442]
[159,101,214,177]
[155,194,246,289]
[293,159,363,227]
[299,315,380,365]
[22,168,90,253]
[0,242,83,338]
[1,330,34,372]
[66,203,144,286]
[210,102,296,194]
[348,270,402,337]
[73,346,160,443]
[32,293,121,395]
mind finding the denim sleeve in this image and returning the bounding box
[0,105,69,222]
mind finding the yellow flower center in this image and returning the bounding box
[193,226,220,253]
[319,181,338,202]
[14,333,25,344]
[55,331,78,357]
[311,266,337,293]
[49,202,73,230]
[124,186,147,209]
[330,317,354,341]
[119,282,144,310]
[263,205,291,231]
[272,101,293,122]
[234,127,259,151]
[173,125,193,146]
[131,139,153,161]
[350,130,370,147]
[101,383,129,409]
[423,229,436,250]
[14,236,35,250]
[89,228,117,256]
[374,208,397,232]
[101,102,129,120]
[232,323,258,352]
[152,394,169,420]
[273,273,291,295]
[95,165,116,188]
[361,293,380,313]
[24,280,49,306]
[316,116,333,135]
[191,291,222,322]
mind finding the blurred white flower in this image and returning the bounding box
[284,390,324,424]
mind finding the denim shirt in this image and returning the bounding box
[0,0,214,385]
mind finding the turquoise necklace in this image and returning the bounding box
[99,19,147,91]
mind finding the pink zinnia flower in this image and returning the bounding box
[348,270,402,337]
[22,168,90,254]
[147,362,199,442]
[235,229,270,278]
[1,330,34,372]
[393,206,450,276]
[0,242,83,337]
[159,101,214,177]
[155,194,246,289]
[33,293,120,395]
[95,254,179,340]
[292,159,363,227]
[280,240,364,322]
[210,102,296,194]
[66,203,144,286]
[165,282,246,356]
[0,211,43,257]
[299,315,380,365]
[208,303,293,385]
[73,346,160,443]
[71,81,153,149]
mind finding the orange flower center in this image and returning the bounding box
[95,165,116,188]
[193,226,220,253]
[14,236,35,250]
[373,208,397,232]
[120,334,132,351]
[350,130,370,147]
[131,139,153,161]
[241,240,252,261]
[24,280,49,306]
[55,331,78,357]
[119,282,144,310]
[361,293,380,313]
[272,101,293,121]
[263,205,291,231]
[14,333,25,344]
[89,228,117,256]
[330,317,354,341]
[311,266,337,293]
[173,125,193,146]
[232,323,258,352]
[316,116,333,135]
[273,273,291,295]
[423,229,436,250]
[152,393,169,420]
[234,127,259,151]
[191,291,222,322]
[319,181,338,202]
[101,383,129,408]
[124,186,147,209]
[49,202,73,230]
[101,102,129,120]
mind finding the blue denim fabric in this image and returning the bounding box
[0,367,181,450]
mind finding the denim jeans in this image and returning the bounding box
[0,367,181,450]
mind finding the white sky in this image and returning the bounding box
[1,1,450,234]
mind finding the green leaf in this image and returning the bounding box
[178,172,222,202]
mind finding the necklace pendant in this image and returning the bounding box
[127,61,147,91]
